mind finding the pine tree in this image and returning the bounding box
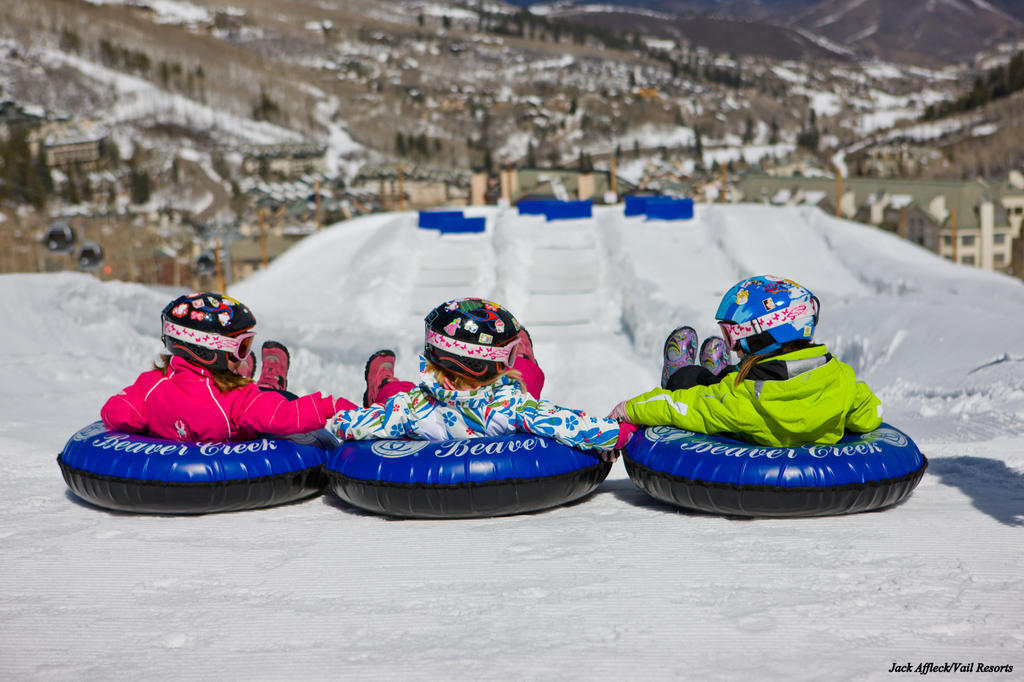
[64,171,80,204]
[130,169,151,204]
[742,116,755,144]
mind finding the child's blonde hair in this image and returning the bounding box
[424,361,525,393]
[154,353,253,393]
[733,340,813,385]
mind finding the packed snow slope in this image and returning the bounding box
[2,205,1022,680]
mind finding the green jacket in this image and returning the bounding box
[625,345,882,447]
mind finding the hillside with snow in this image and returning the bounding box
[2,205,1023,679]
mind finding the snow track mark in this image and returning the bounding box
[408,220,495,314]
[505,216,614,336]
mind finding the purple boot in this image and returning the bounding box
[363,349,396,407]
[699,336,730,376]
[257,341,290,391]
[661,326,698,389]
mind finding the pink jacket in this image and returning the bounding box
[101,355,356,442]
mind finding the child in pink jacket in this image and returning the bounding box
[101,292,357,442]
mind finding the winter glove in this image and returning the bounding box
[614,422,638,449]
[331,396,359,415]
[607,400,632,423]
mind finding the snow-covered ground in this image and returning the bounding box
[2,205,1023,679]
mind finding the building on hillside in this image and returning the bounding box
[242,143,327,179]
[351,163,471,209]
[735,174,1024,276]
[764,155,827,178]
[850,195,943,253]
[28,121,108,169]
[995,171,1024,278]
[244,177,349,234]
[511,168,636,203]
[228,233,305,282]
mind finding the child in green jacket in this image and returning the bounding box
[609,275,882,447]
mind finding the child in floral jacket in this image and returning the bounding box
[329,298,634,454]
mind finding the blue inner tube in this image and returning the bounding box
[325,433,612,518]
[623,423,928,517]
[57,422,331,514]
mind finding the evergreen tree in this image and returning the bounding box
[79,168,93,202]
[64,171,80,204]
[34,147,53,198]
[1,126,49,207]
[526,141,537,167]
[253,87,280,122]
[742,116,755,144]
[130,169,151,204]
[797,110,819,151]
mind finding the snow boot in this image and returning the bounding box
[257,341,290,391]
[237,353,256,380]
[699,336,730,376]
[363,349,396,407]
[661,326,698,389]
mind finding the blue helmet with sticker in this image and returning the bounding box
[715,275,819,355]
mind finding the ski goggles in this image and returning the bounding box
[426,330,521,369]
[163,320,255,361]
[718,298,818,347]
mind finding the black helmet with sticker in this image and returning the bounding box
[160,292,256,373]
[423,297,521,379]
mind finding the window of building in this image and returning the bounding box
[994,253,1005,265]
[962,255,976,265]
[942,235,953,246]
[1015,206,1023,215]
[994,233,1006,244]
[961,235,975,246]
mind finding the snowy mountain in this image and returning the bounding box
[523,0,1024,64]
[3,205,1023,678]
[790,0,1024,65]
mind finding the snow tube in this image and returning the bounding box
[623,423,927,517]
[325,433,612,518]
[57,421,333,514]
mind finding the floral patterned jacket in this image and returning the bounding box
[328,358,622,451]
